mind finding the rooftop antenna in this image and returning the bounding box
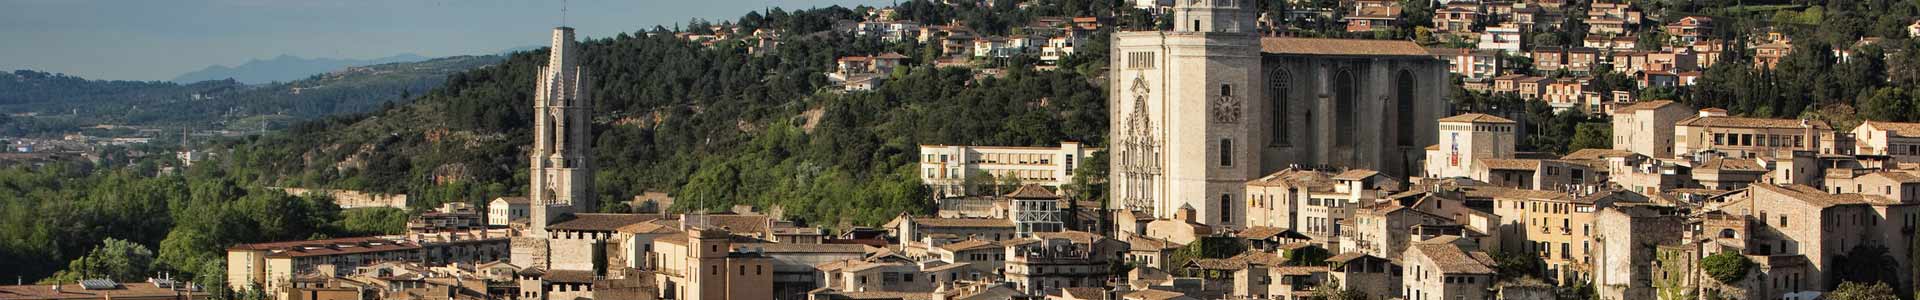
[560,0,568,28]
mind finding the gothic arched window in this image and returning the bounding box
[1268,69,1291,146]
[1396,70,1417,147]
[1335,70,1357,147]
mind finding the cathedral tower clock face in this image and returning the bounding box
[1212,94,1240,124]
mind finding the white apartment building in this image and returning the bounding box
[488,196,530,226]
[919,142,1102,197]
[1424,113,1517,179]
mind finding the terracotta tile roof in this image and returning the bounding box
[1349,6,1403,19]
[1122,289,1191,300]
[845,260,912,273]
[544,270,598,284]
[1754,184,1875,207]
[1866,171,1920,183]
[1411,243,1495,274]
[1676,116,1831,130]
[1437,113,1516,124]
[813,290,936,300]
[1186,258,1244,270]
[736,243,872,253]
[1228,251,1289,266]
[1491,189,1572,201]
[1235,226,1284,239]
[939,239,1000,252]
[1247,169,1336,190]
[1005,184,1060,199]
[492,196,530,204]
[1605,100,1681,112]
[814,260,848,272]
[1333,169,1382,180]
[1260,38,1430,56]
[914,218,1015,228]
[1478,158,1542,171]
[549,213,662,231]
[1272,265,1330,276]
[1861,120,1920,138]
[1695,157,1766,172]
[1129,236,1182,251]
[1325,252,1382,264]
[228,236,406,251]
[615,221,678,234]
[0,282,211,300]
[923,261,973,272]
[1060,287,1110,300]
[1561,148,1634,160]
[229,236,423,258]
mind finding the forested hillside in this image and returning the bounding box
[210,4,1114,228]
[0,55,501,135]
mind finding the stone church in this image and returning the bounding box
[512,26,598,270]
[1108,0,1450,228]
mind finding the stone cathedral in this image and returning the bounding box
[531,26,597,234]
[1109,0,1449,228]
[513,27,596,269]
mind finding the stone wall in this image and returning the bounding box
[275,187,408,209]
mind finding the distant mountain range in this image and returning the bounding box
[171,46,542,84]
[3,55,504,135]
[171,54,431,84]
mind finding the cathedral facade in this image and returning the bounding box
[1109,0,1450,228]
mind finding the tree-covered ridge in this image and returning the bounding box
[0,160,393,293]
[0,55,501,135]
[211,4,1110,227]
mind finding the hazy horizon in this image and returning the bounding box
[0,0,892,81]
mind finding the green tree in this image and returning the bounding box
[1167,236,1246,276]
[1827,281,1900,300]
[962,170,998,196]
[338,208,409,235]
[1702,251,1752,284]
[42,238,154,283]
[1313,285,1369,300]
[1490,251,1547,281]
[1859,87,1913,122]
[1832,244,1902,291]
[1568,123,1612,152]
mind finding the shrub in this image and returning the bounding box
[1701,252,1752,284]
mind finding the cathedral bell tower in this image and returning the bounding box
[530,27,595,236]
[1109,0,1261,230]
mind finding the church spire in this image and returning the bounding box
[530,26,595,236]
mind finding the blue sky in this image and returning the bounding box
[0,0,892,81]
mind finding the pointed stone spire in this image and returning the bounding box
[530,27,595,236]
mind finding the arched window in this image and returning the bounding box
[1269,69,1291,146]
[1221,84,1233,97]
[1396,70,1417,147]
[1220,139,1233,166]
[1335,70,1356,148]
